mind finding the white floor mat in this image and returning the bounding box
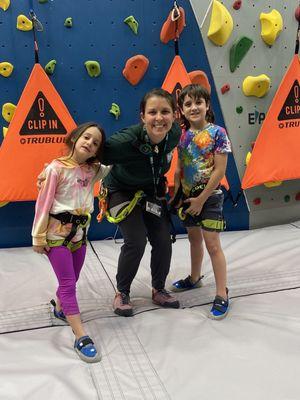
[0,222,300,399]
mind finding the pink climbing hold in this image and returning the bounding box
[233,1,242,10]
[221,84,230,94]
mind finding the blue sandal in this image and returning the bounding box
[50,299,67,322]
[209,288,229,320]
[74,335,101,363]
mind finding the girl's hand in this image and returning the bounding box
[184,197,204,216]
[33,245,50,254]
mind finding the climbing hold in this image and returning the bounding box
[84,61,101,77]
[38,0,48,3]
[264,181,282,188]
[236,106,243,114]
[221,84,230,94]
[253,198,261,205]
[0,0,10,11]
[44,60,57,75]
[295,6,300,22]
[17,15,33,31]
[64,17,73,28]
[250,141,256,150]
[284,195,290,203]
[295,192,300,201]
[245,151,251,166]
[109,103,121,120]
[229,36,253,72]
[188,70,211,94]
[0,202,9,207]
[124,16,138,35]
[0,62,14,77]
[2,103,16,123]
[207,0,233,46]
[2,127,8,138]
[232,0,242,10]
[122,55,149,86]
[160,6,186,44]
[260,9,283,46]
[242,74,270,98]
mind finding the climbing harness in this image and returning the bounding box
[48,212,91,250]
[97,189,145,224]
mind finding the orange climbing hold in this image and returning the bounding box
[122,55,149,86]
[188,70,211,94]
[160,6,186,44]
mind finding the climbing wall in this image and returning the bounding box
[0,0,249,247]
[190,0,300,228]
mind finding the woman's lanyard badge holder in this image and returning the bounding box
[145,133,169,218]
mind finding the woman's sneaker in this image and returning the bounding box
[74,335,101,363]
[152,289,180,308]
[50,299,67,322]
[170,275,204,292]
[209,288,229,320]
[113,292,133,317]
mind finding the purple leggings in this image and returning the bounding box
[47,245,86,316]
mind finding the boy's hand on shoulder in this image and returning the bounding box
[33,245,50,254]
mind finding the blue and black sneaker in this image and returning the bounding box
[50,299,67,322]
[170,275,204,292]
[74,335,101,363]
[209,288,229,320]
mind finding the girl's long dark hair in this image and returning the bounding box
[65,122,106,164]
[178,84,215,130]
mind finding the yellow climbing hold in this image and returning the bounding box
[207,0,233,46]
[245,151,251,166]
[0,201,9,207]
[260,10,283,46]
[264,181,282,188]
[2,103,16,122]
[242,74,271,98]
[0,62,14,77]
[17,15,33,31]
[3,127,8,138]
[0,0,10,11]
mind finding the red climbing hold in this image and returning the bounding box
[221,84,230,94]
[295,192,300,201]
[253,198,261,205]
[295,6,300,22]
[233,1,242,10]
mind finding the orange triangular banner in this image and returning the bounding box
[0,64,76,201]
[162,55,229,191]
[162,56,191,188]
[242,55,300,189]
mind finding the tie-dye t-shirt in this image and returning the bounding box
[178,123,231,195]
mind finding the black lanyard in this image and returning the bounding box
[147,134,169,198]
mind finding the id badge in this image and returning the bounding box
[146,200,162,217]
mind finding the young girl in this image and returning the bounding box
[170,84,231,319]
[32,122,111,362]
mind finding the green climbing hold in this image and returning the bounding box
[229,36,253,72]
[284,195,290,203]
[109,103,121,120]
[64,17,73,28]
[236,106,243,114]
[45,60,56,75]
[124,16,138,35]
[84,61,101,77]
[38,0,48,3]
